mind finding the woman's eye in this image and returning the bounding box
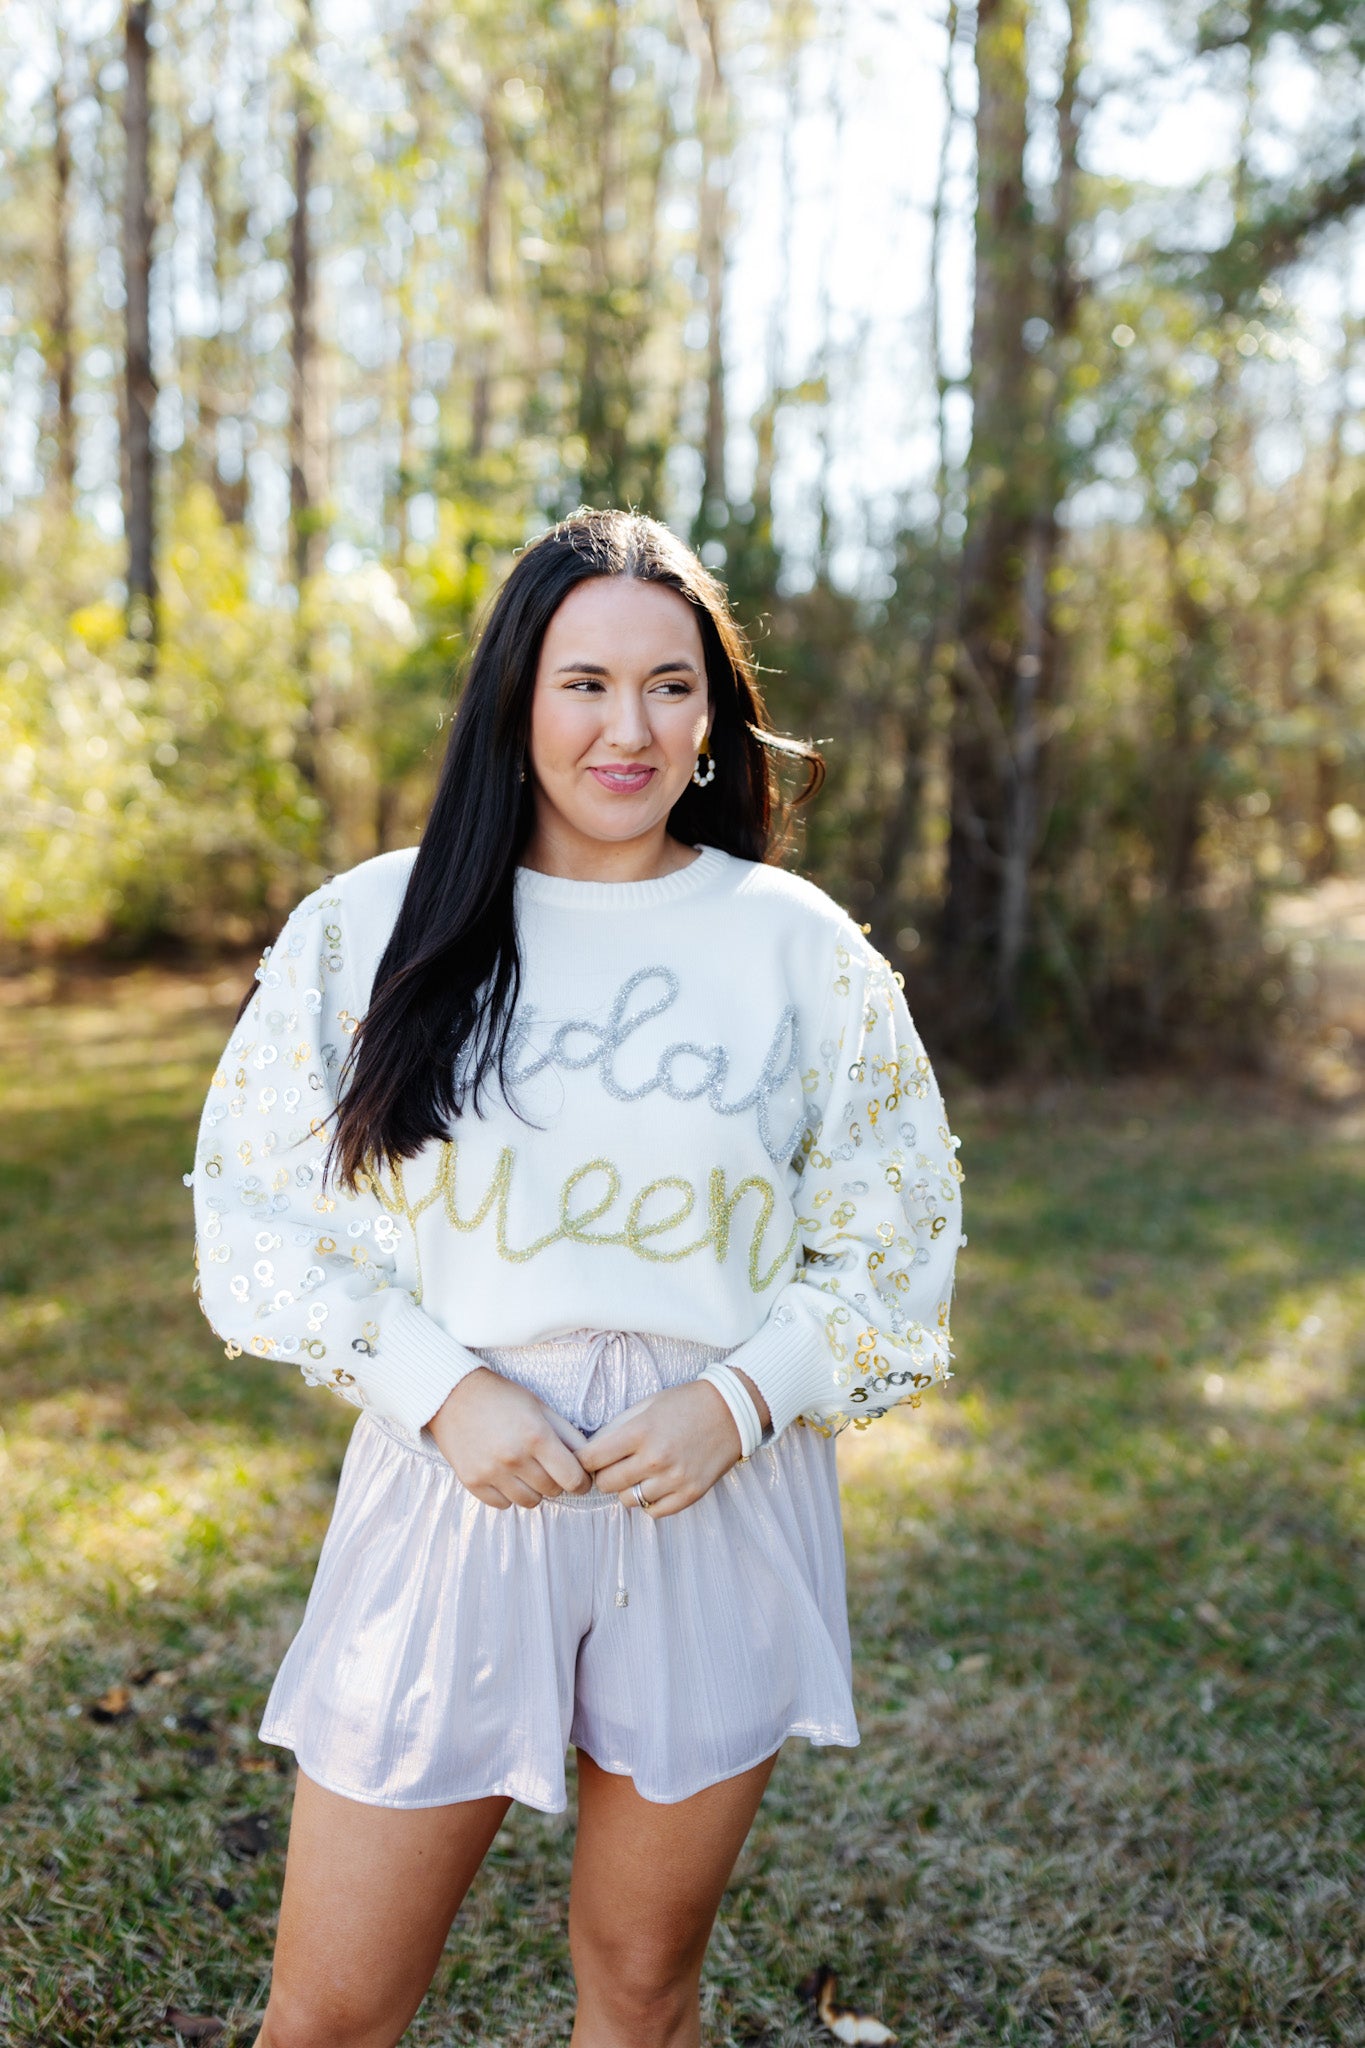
[652,679,693,696]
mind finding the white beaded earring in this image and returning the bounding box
[691,743,716,788]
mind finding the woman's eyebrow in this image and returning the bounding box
[553,658,701,678]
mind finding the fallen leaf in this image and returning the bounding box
[87,1685,134,1723]
[222,1812,273,1859]
[957,1652,990,1673]
[164,2010,226,2041]
[1194,1600,1235,1637]
[798,1965,897,2045]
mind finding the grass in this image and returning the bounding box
[1,963,1362,2046]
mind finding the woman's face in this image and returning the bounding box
[526,575,712,861]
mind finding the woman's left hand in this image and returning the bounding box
[580,1377,763,1519]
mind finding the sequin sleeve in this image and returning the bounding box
[188,886,485,1434]
[722,927,964,1435]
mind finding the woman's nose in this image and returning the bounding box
[602,689,651,751]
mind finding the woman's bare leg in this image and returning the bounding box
[253,1770,511,2048]
[567,1748,778,2048]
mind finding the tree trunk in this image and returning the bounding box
[50,48,77,510]
[563,0,673,511]
[200,81,248,528]
[872,0,961,933]
[123,1,157,649]
[994,0,1087,1029]
[576,0,623,505]
[813,0,847,577]
[1307,367,1347,881]
[995,528,1046,1018]
[743,0,800,584]
[679,0,730,535]
[470,91,501,462]
[290,0,321,600]
[289,0,332,823]
[1141,21,1262,1038]
[942,0,1034,1044]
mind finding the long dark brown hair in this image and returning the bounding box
[328,507,824,1188]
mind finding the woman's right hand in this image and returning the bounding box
[426,1367,593,1509]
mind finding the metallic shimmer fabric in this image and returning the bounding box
[259,1329,858,1810]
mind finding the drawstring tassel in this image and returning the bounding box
[568,1330,652,1612]
[576,1332,635,1609]
[615,1503,629,1607]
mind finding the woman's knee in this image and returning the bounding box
[255,1986,408,2048]
[570,1919,700,2033]
[574,1974,694,2045]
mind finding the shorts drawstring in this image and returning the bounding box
[573,1330,645,1612]
[572,1328,634,1429]
[615,1506,629,1608]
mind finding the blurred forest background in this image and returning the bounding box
[1,0,1363,1069]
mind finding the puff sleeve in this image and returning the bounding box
[723,926,964,1435]
[188,885,485,1433]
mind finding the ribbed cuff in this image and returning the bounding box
[723,1312,831,1439]
[360,1292,488,1434]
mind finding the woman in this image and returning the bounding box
[191,508,964,2048]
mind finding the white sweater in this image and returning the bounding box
[190,845,964,1440]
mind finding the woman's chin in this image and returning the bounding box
[564,793,678,844]
[578,810,670,846]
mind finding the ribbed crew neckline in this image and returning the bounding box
[514,843,726,910]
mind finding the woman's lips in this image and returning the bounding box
[588,764,656,793]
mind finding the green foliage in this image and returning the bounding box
[0,496,314,949]
[0,487,457,951]
[0,0,1361,1066]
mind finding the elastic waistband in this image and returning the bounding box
[475,1327,726,1383]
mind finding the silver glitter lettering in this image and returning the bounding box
[504,966,805,1163]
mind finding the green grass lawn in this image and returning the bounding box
[1,966,1362,2047]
